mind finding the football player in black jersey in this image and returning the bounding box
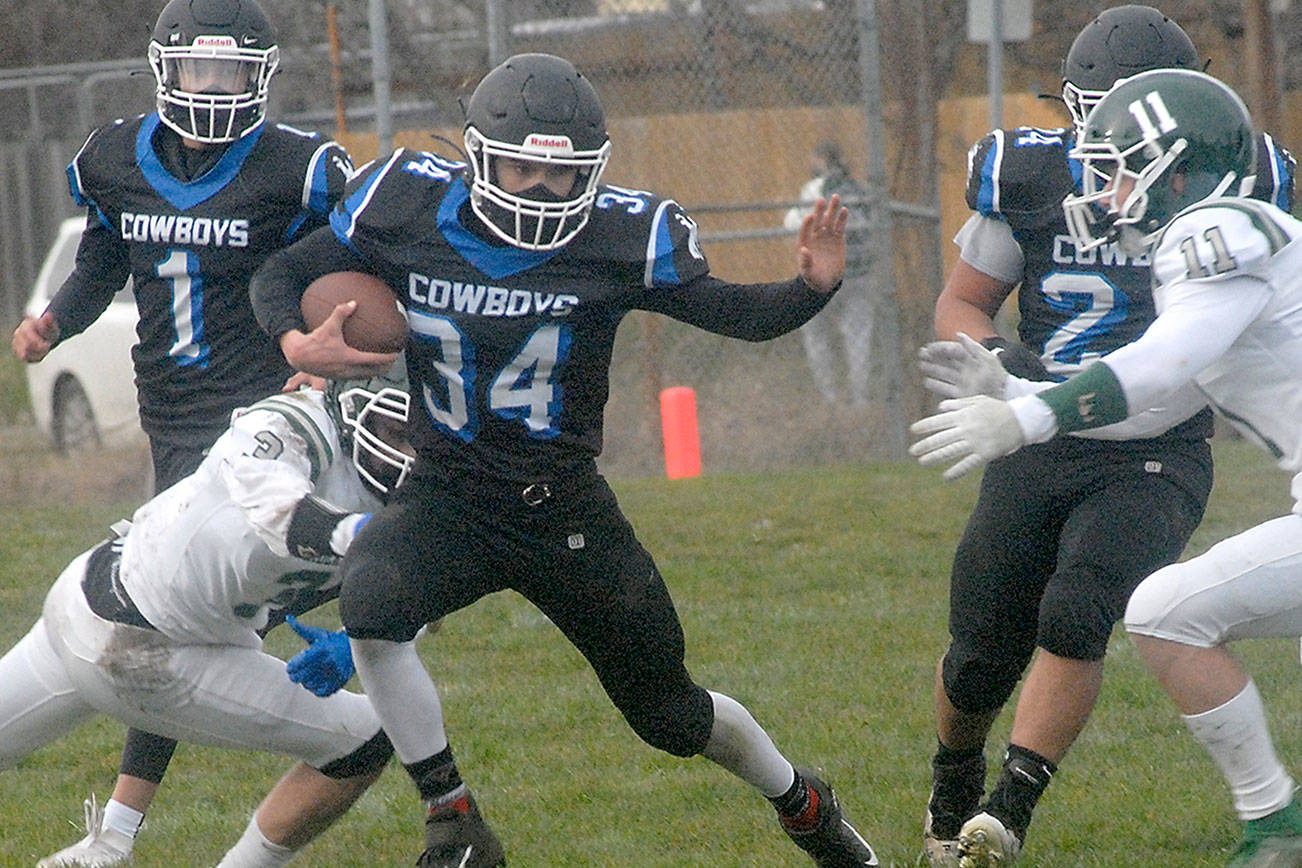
[11,2,354,865]
[915,7,1297,868]
[250,52,877,868]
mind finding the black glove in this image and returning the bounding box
[980,337,1053,382]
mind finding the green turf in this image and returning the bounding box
[0,435,1297,866]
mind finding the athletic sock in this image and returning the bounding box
[102,799,145,841]
[771,771,820,832]
[1183,680,1296,820]
[983,743,1056,842]
[928,741,986,839]
[214,815,295,868]
[406,745,464,805]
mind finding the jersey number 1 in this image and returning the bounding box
[156,249,209,367]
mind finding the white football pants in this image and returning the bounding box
[1125,513,1302,645]
[0,550,381,771]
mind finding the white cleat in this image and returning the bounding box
[957,812,1020,867]
[36,795,134,868]
[920,808,961,868]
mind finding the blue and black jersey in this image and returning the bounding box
[51,114,352,448]
[252,147,830,480]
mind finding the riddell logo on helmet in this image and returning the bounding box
[524,134,574,154]
[194,35,238,48]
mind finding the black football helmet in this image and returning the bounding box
[463,53,612,250]
[1061,5,1198,135]
[326,359,413,498]
[148,0,279,144]
[1063,69,1256,255]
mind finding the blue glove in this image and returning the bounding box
[285,614,355,697]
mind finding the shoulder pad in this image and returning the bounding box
[965,126,1074,219]
[579,185,710,287]
[67,116,145,207]
[1152,198,1295,289]
[331,147,453,243]
[232,390,338,483]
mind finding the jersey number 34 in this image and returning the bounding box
[409,313,568,441]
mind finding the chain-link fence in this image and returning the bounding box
[3,0,949,477]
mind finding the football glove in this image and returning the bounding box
[286,614,355,697]
[909,395,1026,480]
[919,333,1009,399]
[980,336,1053,381]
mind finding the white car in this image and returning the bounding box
[24,216,142,452]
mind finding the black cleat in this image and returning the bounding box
[781,768,879,867]
[416,790,506,868]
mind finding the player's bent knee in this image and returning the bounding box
[619,683,713,757]
[338,562,423,642]
[1123,562,1228,647]
[317,728,394,779]
[941,644,1026,713]
[1036,605,1113,661]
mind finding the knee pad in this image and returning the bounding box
[1123,561,1219,644]
[338,552,424,642]
[617,681,713,757]
[1036,577,1116,661]
[941,640,1031,714]
[317,728,394,779]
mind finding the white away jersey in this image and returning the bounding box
[119,389,379,645]
[1125,198,1302,505]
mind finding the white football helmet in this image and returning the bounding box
[327,361,413,497]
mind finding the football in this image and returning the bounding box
[300,271,407,353]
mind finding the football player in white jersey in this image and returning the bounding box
[2,369,413,868]
[911,69,1302,867]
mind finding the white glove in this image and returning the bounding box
[917,333,1008,399]
[909,395,1027,480]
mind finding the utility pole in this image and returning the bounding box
[367,0,392,156]
[1242,0,1281,134]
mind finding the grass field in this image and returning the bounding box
[1,432,1300,866]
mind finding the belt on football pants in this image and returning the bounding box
[80,539,157,631]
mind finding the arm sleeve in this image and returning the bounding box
[249,224,371,339]
[638,273,835,341]
[44,211,130,344]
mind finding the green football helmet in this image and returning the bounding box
[1063,69,1257,255]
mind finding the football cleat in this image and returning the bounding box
[957,812,1020,867]
[37,794,134,868]
[920,807,962,868]
[416,790,506,868]
[780,768,879,867]
[921,749,984,868]
[1227,796,1302,868]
